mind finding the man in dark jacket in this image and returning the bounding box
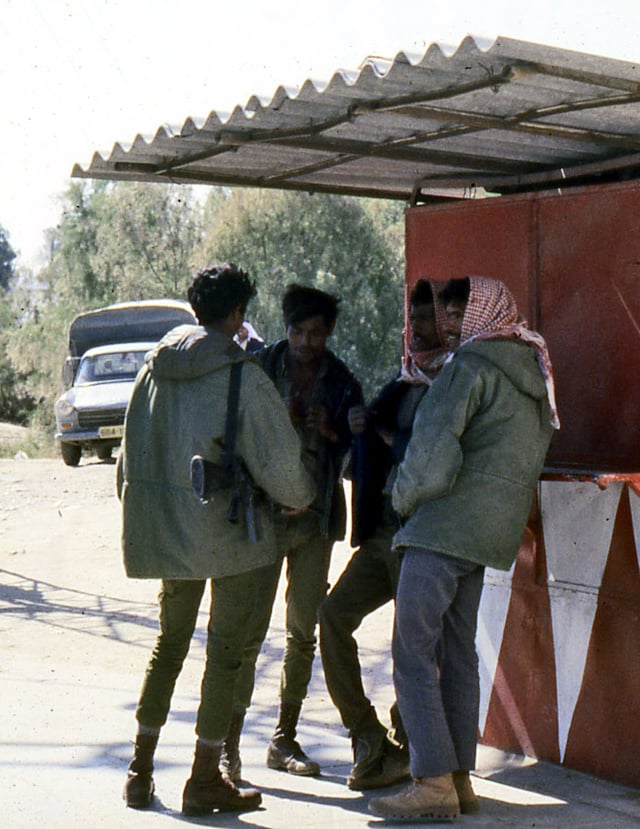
[370,276,558,822]
[318,279,447,791]
[221,284,363,781]
[119,264,314,816]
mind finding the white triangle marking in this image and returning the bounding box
[477,563,515,736]
[628,488,640,572]
[541,480,622,760]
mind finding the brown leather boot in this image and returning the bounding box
[220,709,245,783]
[369,773,460,822]
[266,701,320,776]
[347,717,387,787]
[452,770,480,814]
[348,737,411,791]
[123,733,158,809]
[182,741,261,816]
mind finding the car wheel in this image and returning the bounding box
[61,442,82,467]
[96,445,112,461]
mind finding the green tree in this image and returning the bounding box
[8,181,204,429]
[0,225,16,292]
[45,180,203,308]
[0,236,38,424]
[197,189,405,398]
[5,182,406,436]
[0,307,36,424]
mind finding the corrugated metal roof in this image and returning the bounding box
[71,35,640,202]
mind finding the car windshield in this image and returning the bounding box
[75,350,148,384]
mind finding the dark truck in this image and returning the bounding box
[54,299,196,466]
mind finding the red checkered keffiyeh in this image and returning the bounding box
[451,276,560,429]
[401,279,449,386]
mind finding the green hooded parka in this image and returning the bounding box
[118,324,315,579]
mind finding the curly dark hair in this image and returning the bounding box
[188,263,257,324]
[281,283,340,328]
[438,277,471,306]
[409,279,434,307]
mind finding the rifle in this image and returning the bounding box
[190,361,264,543]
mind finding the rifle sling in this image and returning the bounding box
[222,361,243,472]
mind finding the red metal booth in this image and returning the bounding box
[406,180,640,786]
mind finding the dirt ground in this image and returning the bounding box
[2,454,640,828]
[0,421,33,457]
[0,421,29,442]
[0,452,396,828]
[0,453,123,560]
[0,453,337,826]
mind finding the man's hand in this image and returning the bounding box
[281,506,308,516]
[283,394,307,425]
[306,404,338,442]
[376,427,395,447]
[348,405,368,435]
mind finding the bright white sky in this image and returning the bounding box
[2,0,639,268]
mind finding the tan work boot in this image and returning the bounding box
[369,773,460,822]
[452,770,480,814]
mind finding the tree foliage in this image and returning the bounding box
[0,225,37,423]
[0,225,16,292]
[7,181,204,428]
[45,180,203,308]
[196,189,405,398]
[4,182,407,434]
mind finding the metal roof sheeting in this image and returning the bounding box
[72,35,640,202]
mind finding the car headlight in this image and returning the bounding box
[55,398,76,417]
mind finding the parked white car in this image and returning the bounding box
[55,342,153,466]
[54,299,196,466]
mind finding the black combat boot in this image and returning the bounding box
[123,733,158,809]
[182,740,261,816]
[220,709,245,783]
[266,701,320,776]
[347,717,387,788]
[347,709,410,791]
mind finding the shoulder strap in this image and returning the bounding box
[222,361,243,471]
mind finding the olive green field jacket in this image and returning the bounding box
[118,325,315,580]
[392,339,555,571]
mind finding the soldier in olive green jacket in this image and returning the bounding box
[119,325,313,580]
[119,264,314,817]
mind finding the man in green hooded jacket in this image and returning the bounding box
[370,276,559,823]
[118,264,314,816]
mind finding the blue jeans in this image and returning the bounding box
[393,548,484,778]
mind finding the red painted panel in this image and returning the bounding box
[405,198,537,324]
[406,181,640,472]
[539,187,640,471]
[481,499,560,762]
[563,487,640,786]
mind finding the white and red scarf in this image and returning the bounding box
[450,276,560,429]
[401,279,449,386]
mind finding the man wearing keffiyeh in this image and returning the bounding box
[370,276,558,823]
